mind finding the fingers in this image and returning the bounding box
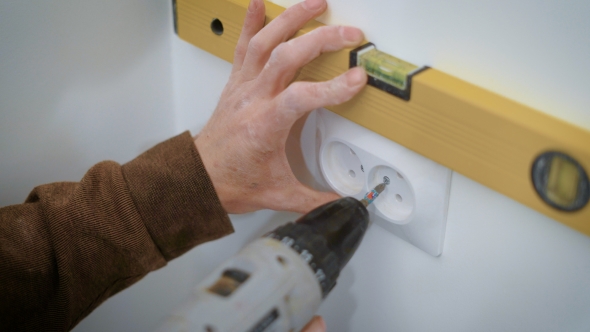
[275,67,367,127]
[301,316,327,332]
[233,0,266,73]
[259,26,364,92]
[240,0,327,80]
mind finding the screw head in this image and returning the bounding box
[383,176,391,185]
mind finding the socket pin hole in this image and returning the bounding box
[349,170,356,178]
[211,19,224,35]
[396,172,403,179]
[396,194,403,202]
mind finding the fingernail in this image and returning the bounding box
[317,317,326,331]
[303,0,324,11]
[307,316,327,332]
[248,0,258,12]
[339,26,364,43]
[347,67,367,86]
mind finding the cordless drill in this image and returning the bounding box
[159,179,389,332]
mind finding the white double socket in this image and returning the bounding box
[297,109,452,256]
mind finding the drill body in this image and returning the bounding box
[159,197,371,332]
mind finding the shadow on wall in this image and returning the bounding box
[0,0,175,206]
[286,110,333,193]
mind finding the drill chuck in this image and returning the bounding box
[266,197,369,297]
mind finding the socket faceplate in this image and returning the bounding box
[299,109,452,256]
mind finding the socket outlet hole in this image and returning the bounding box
[321,141,366,196]
[369,165,414,224]
[211,19,224,35]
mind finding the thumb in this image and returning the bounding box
[287,183,340,214]
[301,316,326,332]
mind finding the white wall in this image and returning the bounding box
[1,0,590,331]
[0,0,176,206]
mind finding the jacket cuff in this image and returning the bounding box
[121,131,233,261]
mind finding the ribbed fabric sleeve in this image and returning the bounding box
[0,131,233,331]
[121,131,233,260]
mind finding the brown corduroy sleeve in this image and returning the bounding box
[0,131,233,331]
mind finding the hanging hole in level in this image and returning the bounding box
[349,170,356,178]
[211,19,224,35]
[396,194,403,202]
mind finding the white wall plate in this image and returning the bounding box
[297,109,452,256]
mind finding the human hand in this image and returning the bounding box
[195,0,367,214]
[301,316,326,332]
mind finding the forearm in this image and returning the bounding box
[0,131,233,331]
